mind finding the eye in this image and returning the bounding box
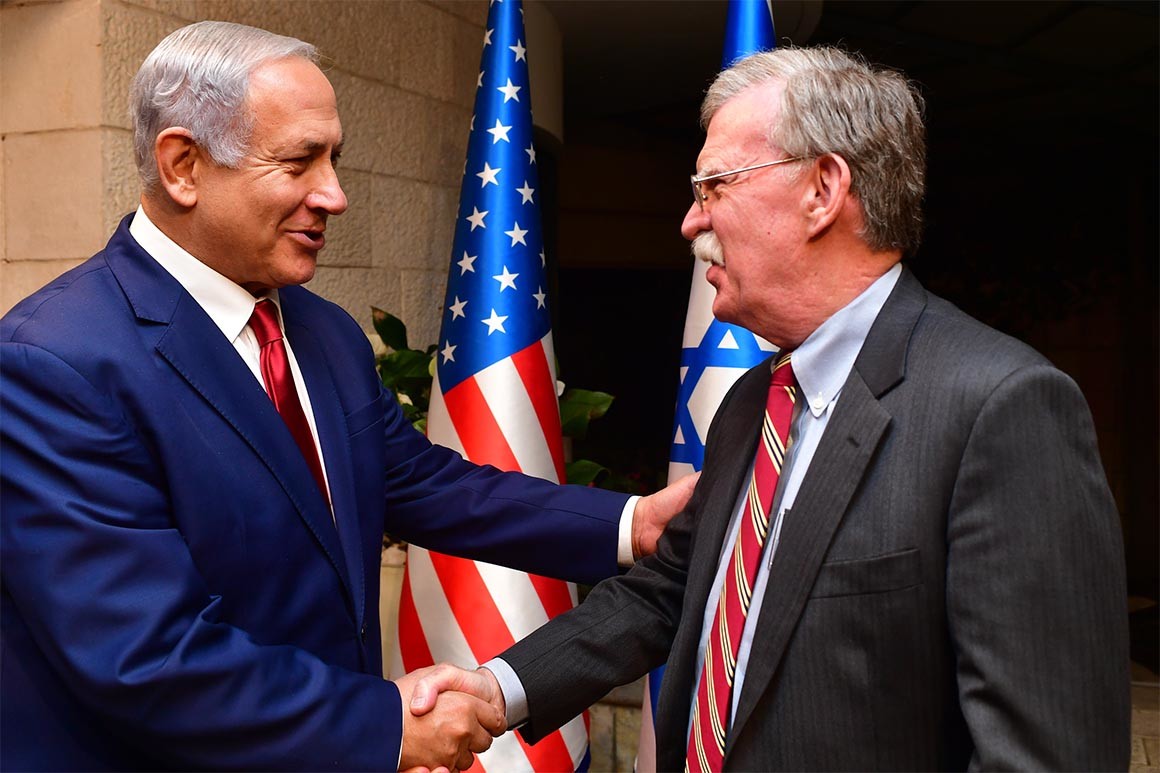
[331,151,342,169]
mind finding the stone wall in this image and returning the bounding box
[1,0,487,348]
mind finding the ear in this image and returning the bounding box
[802,153,852,239]
[153,128,202,208]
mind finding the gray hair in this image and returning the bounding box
[130,21,318,192]
[702,47,926,256]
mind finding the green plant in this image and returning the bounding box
[371,308,617,487]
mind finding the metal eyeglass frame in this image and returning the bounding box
[690,157,807,210]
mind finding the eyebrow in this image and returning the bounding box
[297,137,344,155]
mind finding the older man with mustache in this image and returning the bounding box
[414,45,1130,772]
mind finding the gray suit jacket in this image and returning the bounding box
[502,268,1129,771]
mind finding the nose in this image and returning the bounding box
[308,163,348,216]
[681,201,709,241]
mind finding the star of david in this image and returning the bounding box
[670,319,773,468]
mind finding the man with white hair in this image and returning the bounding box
[0,20,694,771]
[414,46,1129,771]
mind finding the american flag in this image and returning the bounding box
[637,2,778,770]
[392,1,588,770]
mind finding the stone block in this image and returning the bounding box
[102,128,141,234]
[1147,737,1160,765]
[587,703,614,773]
[371,175,457,271]
[449,17,486,110]
[4,130,106,262]
[613,704,642,772]
[332,71,470,187]
[1136,737,1151,766]
[319,168,374,269]
[1,259,87,315]
[0,0,102,134]
[391,1,456,103]
[427,0,487,27]
[331,73,420,178]
[100,2,186,130]
[399,268,445,348]
[306,266,399,335]
[0,133,5,263]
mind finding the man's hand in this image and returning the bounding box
[409,663,506,719]
[631,471,700,558]
[395,665,506,772]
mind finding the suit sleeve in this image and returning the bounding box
[945,363,1130,771]
[500,484,696,743]
[1,342,402,770]
[375,388,631,587]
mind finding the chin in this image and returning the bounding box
[711,298,739,325]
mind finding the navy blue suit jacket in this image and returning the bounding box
[0,215,629,770]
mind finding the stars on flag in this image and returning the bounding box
[487,119,513,144]
[466,207,488,230]
[497,78,521,102]
[458,251,477,274]
[476,162,501,188]
[505,222,528,247]
[493,266,519,291]
[436,0,551,392]
[482,309,508,335]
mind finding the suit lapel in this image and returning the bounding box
[726,267,928,752]
[727,370,890,748]
[105,220,354,603]
[282,304,366,634]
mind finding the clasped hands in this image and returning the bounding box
[396,473,699,771]
[396,664,505,773]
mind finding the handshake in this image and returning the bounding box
[396,664,508,772]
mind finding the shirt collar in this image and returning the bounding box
[790,262,902,417]
[129,205,279,341]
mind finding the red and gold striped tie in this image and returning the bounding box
[686,351,796,772]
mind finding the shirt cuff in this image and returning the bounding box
[617,495,641,568]
[483,657,529,728]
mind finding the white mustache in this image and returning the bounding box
[692,231,725,267]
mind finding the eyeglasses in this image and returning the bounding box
[690,157,807,210]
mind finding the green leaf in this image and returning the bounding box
[565,459,609,487]
[371,307,408,351]
[378,349,431,384]
[559,389,614,439]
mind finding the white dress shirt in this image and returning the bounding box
[128,206,333,505]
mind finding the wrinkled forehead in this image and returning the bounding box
[698,81,786,168]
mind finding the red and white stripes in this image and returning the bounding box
[393,333,587,772]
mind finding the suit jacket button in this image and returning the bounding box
[360,624,367,643]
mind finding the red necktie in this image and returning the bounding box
[686,351,796,772]
[248,299,330,507]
